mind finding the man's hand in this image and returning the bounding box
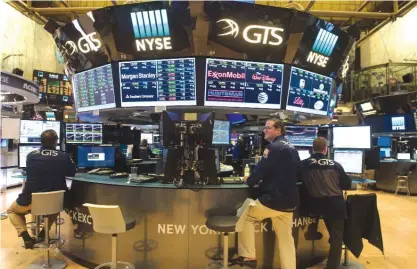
[243,176,249,183]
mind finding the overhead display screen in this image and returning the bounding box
[213,120,231,145]
[205,59,284,109]
[286,67,333,115]
[65,123,103,144]
[119,58,196,107]
[73,64,116,112]
[33,70,73,105]
[333,126,371,149]
[20,120,61,144]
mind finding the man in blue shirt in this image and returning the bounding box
[238,118,300,269]
[7,130,76,249]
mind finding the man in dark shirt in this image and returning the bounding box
[238,118,300,269]
[7,130,76,249]
[301,137,351,269]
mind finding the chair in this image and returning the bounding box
[83,203,136,269]
[206,216,239,269]
[28,190,67,269]
[395,173,411,195]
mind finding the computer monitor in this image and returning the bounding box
[333,150,364,174]
[213,120,231,145]
[297,150,311,161]
[65,123,103,144]
[377,137,391,147]
[332,126,371,149]
[285,126,318,147]
[141,133,154,144]
[397,153,411,160]
[18,145,60,168]
[77,146,116,168]
[20,120,61,144]
[380,148,391,158]
[1,139,8,148]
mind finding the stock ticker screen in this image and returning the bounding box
[33,70,73,105]
[205,59,284,109]
[72,64,116,112]
[286,67,333,115]
[213,120,231,145]
[119,58,196,107]
[285,126,318,147]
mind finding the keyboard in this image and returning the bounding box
[110,173,128,178]
[130,175,157,183]
[222,177,244,184]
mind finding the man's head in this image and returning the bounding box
[41,130,58,149]
[313,137,328,155]
[264,118,284,142]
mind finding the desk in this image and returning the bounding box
[375,160,417,195]
[62,174,330,269]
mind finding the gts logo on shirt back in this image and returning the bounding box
[309,159,334,166]
[33,150,58,156]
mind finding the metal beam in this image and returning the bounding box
[8,1,47,24]
[305,0,315,12]
[393,0,399,13]
[357,0,417,47]
[340,0,371,27]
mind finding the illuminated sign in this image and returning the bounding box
[130,10,172,52]
[216,19,284,46]
[306,29,339,68]
[341,56,350,78]
[65,33,101,55]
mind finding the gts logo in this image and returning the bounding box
[309,159,334,166]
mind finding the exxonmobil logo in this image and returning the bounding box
[207,70,245,79]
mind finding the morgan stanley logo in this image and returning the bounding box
[130,9,172,51]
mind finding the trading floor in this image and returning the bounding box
[1,187,416,269]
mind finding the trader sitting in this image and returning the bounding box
[7,130,76,249]
[132,139,155,161]
[239,118,300,269]
[301,137,352,269]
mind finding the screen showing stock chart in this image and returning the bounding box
[285,126,318,147]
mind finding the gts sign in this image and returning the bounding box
[216,19,284,46]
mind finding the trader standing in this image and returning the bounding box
[239,118,300,269]
[301,137,351,269]
[7,130,76,249]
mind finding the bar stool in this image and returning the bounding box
[395,174,411,196]
[83,203,136,269]
[206,216,239,269]
[28,190,67,269]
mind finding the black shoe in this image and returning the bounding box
[23,237,36,249]
[234,256,257,268]
[304,231,323,241]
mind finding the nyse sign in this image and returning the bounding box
[65,32,101,55]
[217,19,284,46]
[306,51,329,68]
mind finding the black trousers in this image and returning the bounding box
[324,219,345,269]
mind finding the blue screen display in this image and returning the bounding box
[377,137,391,147]
[77,146,116,168]
[285,126,318,147]
[226,114,247,125]
[380,148,391,158]
[213,120,230,145]
[286,67,333,115]
[1,139,8,148]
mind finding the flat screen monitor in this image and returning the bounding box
[332,126,371,149]
[205,58,284,109]
[377,137,391,147]
[360,102,374,112]
[153,134,160,144]
[286,66,333,115]
[65,123,103,144]
[141,133,153,144]
[333,150,364,174]
[397,153,411,160]
[297,150,310,161]
[19,145,60,168]
[77,146,116,168]
[1,139,8,148]
[380,148,391,158]
[119,58,196,107]
[226,114,247,125]
[20,120,61,144]
[213,120,231,145]
[33,70,73,105]
[72,64,116,112]
[285,126,318,147]
[45,112,56,121]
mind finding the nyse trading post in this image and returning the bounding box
[205,59,284,109]
[119,58,196,107]
[72,64,116,112]
[286,67,333,115]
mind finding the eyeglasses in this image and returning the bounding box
[263,126,276,130]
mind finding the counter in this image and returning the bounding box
[61,173,330,269]
[376,160,417,195]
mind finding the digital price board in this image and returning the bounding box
[119,58,196,107]
[72,64,116,112]
[286,66,333,115]
[205,59,284,109]
[33,70,73,105]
